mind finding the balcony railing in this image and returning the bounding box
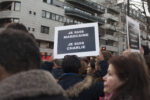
[66,0,105,14]
[100,34,118,42]
[102,13,119,22]
[101,24,117,31]
[0,11,20,18]
[65,7,105,24]
[107,6,120,14]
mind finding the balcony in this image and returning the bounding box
[102,13,119,22]
[100,34,118,42]
[65,7,105,24]
[107,6,120,14]
[0,10,20,18]
[65,0,105,14]
[101,24,117,31]
[101,44,118,52]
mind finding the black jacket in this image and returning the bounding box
[99,60,109,77]
[52,68,64,79]
[0,70,69,100]
[58,73,104,100]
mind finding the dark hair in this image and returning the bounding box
[6,23,28,32]
[62,55,81,73]
[126,52,150,75]
[0,29,41,74]
[109,56,150,100]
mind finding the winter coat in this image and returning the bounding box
[99,60,109,77]
[52,68,64,79]
[0,70,69,100]
[58,73,104,100]
[41,61,54,72]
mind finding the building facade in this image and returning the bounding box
[0,0,149,56]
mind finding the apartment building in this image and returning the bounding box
[0,0,66,56]
[0,0,149,56]
[0,0,106,56]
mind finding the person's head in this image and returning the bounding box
[6,23,28,32]
[124,52,150,75]
[62,55,81,73]
[103,56,150,100]
[0,29,41,78]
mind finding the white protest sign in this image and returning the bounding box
[54,22,100,59]
[126,16,141,52]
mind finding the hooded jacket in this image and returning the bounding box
[58,73,104,100]
[0,70,68,100]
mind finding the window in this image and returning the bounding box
[43,0,47,3]
[29,11,32,14]
[43,0,52,4]
[66,18,70,23]
[14,2,21,11]
[59,16,63,22]
[49,42,54,49]
[55,14,59,21]
[69,19,73,23]
[12,18,19,23]
[28,27,30,31]
[47,0,52,4]
[46,12,51,19]
[51,13,56,20]
[63,17,67,23]
[33,12,36,15]
[42,10,46,18]
[32,28,35,32]
[41,25,49,34]
[42,10,65,23]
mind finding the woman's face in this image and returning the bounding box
[103,64,124,93]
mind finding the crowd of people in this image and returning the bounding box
[0,23,150,100]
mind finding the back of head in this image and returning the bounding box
[6,23,28,33]
[109,56,150,100]
[101,51,112,61]
[126,52,149,75]
[0,29,41,74]
[62,55,81,73]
